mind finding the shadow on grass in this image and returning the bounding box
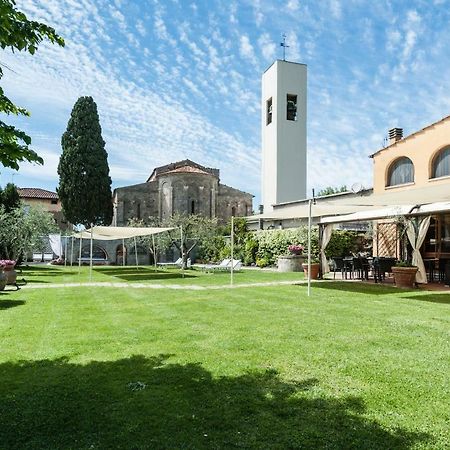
[313,281,403,295]
[402,293,450,305]
[0,299,26,310]
[94,267,197,282]
[0,355,429,449]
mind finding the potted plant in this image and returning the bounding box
[302,257,320,279]
[278,245,305,272]
[0,260,17,285]
[392,260,418,288]
[288,244,304,256]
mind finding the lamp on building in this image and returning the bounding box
[199,186,204,191]
[183,185,189,191]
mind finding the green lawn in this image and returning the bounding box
[0,267,449,449]
[18,264,305,286]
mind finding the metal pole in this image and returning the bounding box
[134,236,139,270]
[230,216,234,286]
[307,199,312,297]
[70,236,74,266]
[122,238,125,267]
[152,234,157,272]
[89,224,93,281]
[78,234,82,275]
[180,225,184,278]
[64,234,67,266]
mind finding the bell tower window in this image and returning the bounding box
[287,94,297,121]
[266,97,273,125]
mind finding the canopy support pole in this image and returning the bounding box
[89,224,93,281]
[122,238,125,267]
[70,236,74,266]
[180,226,184,278]
[152,234,157,272]
[78,235,82,275]
[64,234,67,266]
[134,236,139,270]
[307,199,312,297]
[230,215,234,286]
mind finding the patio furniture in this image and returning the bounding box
[353,257,370,280]
[157,258,182,268]
[372,257,397,283]
[331,257,345,279]
[343,256,355,279]
[202,259,242,272]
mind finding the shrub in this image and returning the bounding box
[256,256,270,268]
[325,230,369,258]
[253,227,319,265]
[244,236,258,265]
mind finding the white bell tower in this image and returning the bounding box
[261,60,307,213]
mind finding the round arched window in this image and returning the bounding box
[431,146,450,179]
[387,157,414,187]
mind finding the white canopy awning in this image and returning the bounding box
[249,183,450,222]
[320,201,450,225]
[74,226,174,240]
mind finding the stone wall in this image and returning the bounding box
[113,171,253,227]
[217,184,253,223]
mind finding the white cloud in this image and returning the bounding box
[239,35,257,63]
[258,33,276,61]
[286,0,299,11]
[329,0,342,19]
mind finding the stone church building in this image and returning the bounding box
[112,159,253,225]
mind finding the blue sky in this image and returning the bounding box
[2,0,450,207]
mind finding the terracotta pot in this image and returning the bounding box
[392,266,418,288]
[302,263,320,279]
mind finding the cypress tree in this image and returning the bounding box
[57,96,112,226]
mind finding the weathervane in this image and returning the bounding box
[280,33,289,61]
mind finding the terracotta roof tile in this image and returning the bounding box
[18,188,59,200]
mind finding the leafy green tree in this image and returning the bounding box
[0,182,20,212]
[317,185,347,197]
[0,0,64,169]
[0,204,57,260]
[131,213,219,269]
[58,96,113,227]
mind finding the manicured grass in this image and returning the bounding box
[0,272,448,449]
[19,263,305,286]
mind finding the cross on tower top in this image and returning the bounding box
[280,33,289,61]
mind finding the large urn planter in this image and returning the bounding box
[392,266,418,288]
[302,262,320,280]
[0,271,6,291]
[278,255,305,272]
[1,261,17,286]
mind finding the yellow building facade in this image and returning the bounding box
[371,116,450,194]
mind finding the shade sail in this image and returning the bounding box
[74,226,174,240]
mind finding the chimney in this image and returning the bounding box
[388,128,403,145]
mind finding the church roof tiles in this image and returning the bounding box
[147,159,219,182]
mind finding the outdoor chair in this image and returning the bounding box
[157,257,182,268]
[372,257,397,283]
[331,257,345,279]
[203,259,231,272]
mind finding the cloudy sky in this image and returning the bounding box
[2,0,450,206]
